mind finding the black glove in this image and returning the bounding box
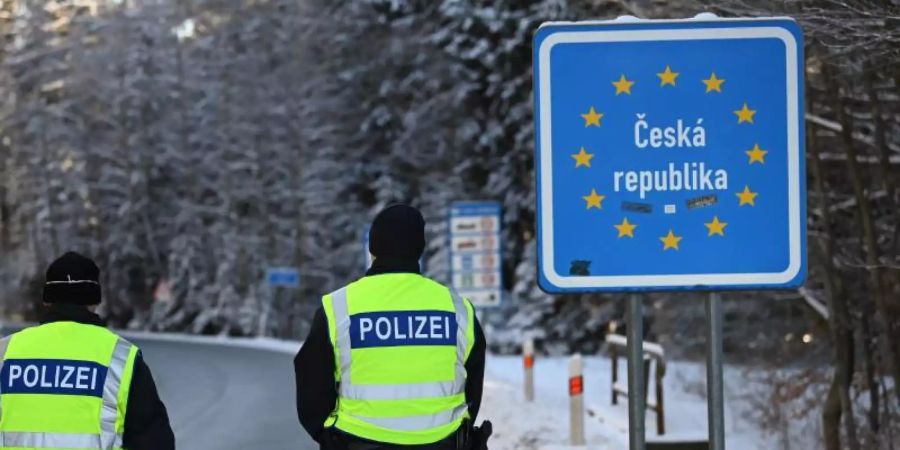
[317,427,336,450]
[469,421,493,450]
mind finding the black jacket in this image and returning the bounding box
[294,259,487,449]
[39,304,176,450]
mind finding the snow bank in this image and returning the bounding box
[480,355,784,450]
[113,332,816,449]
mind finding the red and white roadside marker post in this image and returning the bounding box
[523,337,535,402]
[569,353,586,446]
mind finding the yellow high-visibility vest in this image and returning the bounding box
[0,322,138,450]
[322,273,476,445]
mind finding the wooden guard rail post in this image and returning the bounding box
[606,333,667,436]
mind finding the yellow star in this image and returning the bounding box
[734,103,756,124]
[657,65,679,86]
[581,106,603,127]
[582,189,605,210]
[614,217,637,238]
[745,143,768,164]
[571,147,594,168]
[736,186,758,206]
[704,216,728,237]
[660,229,682,251]
[702,72,725,93]
[612,74,635,95]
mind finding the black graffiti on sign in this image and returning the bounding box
[569,260,591,276]
[686,194,718,209]
[621,202,652,214]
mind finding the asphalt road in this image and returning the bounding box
[133,338,316,450]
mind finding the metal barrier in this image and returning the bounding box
[606,333,667,435]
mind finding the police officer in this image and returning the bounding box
[0,252,175,450]
[295,204,489,449]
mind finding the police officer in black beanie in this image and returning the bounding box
[42,251,104,306]
[0,252,175,450]
[294,204,489,449]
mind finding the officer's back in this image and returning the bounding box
[0,252,175,450]
[295,204,488,450]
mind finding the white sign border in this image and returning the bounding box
[537,26,802,289]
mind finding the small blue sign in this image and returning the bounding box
[266,267,300,288]
[533,17,806,292]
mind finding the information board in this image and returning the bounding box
[449,202,502,306]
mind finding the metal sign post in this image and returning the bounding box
[532,15,806,450]
[627,294,646,450]
[706,292,725,449]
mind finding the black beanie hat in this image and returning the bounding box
[43,252,102,305]
[369,204,426,261]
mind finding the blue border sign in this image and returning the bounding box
[449,202,503,306]
[533,17,806,292]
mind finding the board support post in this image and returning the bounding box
[706,292,726,450]
[627,294,645,450]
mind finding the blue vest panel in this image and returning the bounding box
[1,359,108,397]
[349,310,457,349]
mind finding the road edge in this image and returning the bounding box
[118,330,301,355]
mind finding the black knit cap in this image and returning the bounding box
[43,252,102,305]
[369,203,425,261]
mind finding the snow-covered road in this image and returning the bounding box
[132,336,314,450]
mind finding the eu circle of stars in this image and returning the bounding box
[573,66,768,252]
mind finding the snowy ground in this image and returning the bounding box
[480,355,794,450]
[3,324,822,449]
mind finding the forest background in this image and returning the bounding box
[0,1,897,448]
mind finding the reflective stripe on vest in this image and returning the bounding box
[0,337,8,424]
[0,431,121,448]
[0,332,133,450]
[353,403,469,431]
[100,338,132,449]
[331,286,469,402]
